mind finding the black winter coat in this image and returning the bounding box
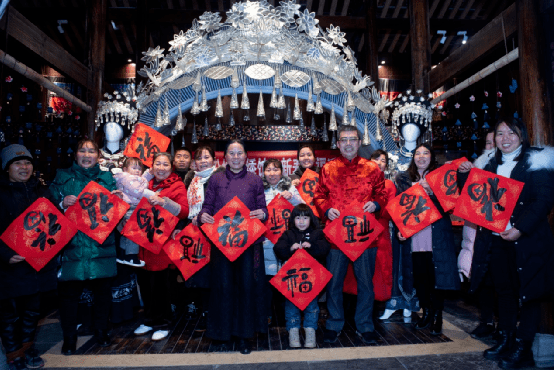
[395,172,460,291]
[458,146,554,302]
[0,176,57,299]
[273,227,330,264]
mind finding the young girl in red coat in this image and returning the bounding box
[273,204,330,348]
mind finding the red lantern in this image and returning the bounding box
[65,181,130,244]
[426,157,467,212]
[163,224,210,280]
[123,123,171,167]
[263,194,294,244]
[201,196,267,262]
[387,184,443,238]
[270,249,332,310]
[121,198,178,254]
[0,198,78,271]
[453,168,524,232]
[323,207,384,261]
[296,169,320,217]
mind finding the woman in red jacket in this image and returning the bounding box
[133,152,189,341]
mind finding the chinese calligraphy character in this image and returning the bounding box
[217,210,248,248]
[135,132,160,161]
[443,169,458,196]
[179,235,206,264]
[137,207,165,243]
[78,192,114,230]
[400,194,430,225]
[468,177,507,221]
[356,215,374,242]
[302,177,319,206]
[342,216,358,243]
[282,267,312,297]
[23,211,61,251]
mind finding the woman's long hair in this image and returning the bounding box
[494,116,530,164]
[406,143,438,182]
[288,204,320,231]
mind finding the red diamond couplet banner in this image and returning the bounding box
[453,168,524,233]
[323,208,384,261]
[123,123,171,168]
[121,198,178,254]
[202,196,267,262]
[263,195,294,244]
[65,181,130,244]
[387,184,443,238]
[426,157,468,212]
[0,198,78,271]
[297,169,320,218]
[270,249,332,311]
[164,224,210,280]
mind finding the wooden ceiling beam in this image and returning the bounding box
[392,0,404,18]
[428,3,516,91]
[1,5,90,88]
[398,34,409,53]
[380,0,393,18]
[387,31,402,53]
[459,0,476,19]
[448,0,464,19]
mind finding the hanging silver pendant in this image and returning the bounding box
[293,93,301,121]
[215,90,224,117]
[241,85,250,109]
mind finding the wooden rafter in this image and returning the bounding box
[306,0,313,12]
[108,22,123,55]
[387,31,402,52]
[340,0,350,16]
[329,0,338,15]
[381,0,393,17]
[399,34,410,53]
[437,0,451,18]
[429,0,441,18]
[378,30,391,52]
[120,25,134,55]
[431,35,442,53]
[439,35,454,53]
[448,0,465,19]
[392,0,404,18]
[459,0,476,19]
[318,0,326,15]
[470,1,486,19]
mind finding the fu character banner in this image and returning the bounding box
[296,168,320,218]
[65,181,130,244]
[263,194,294,244]
[323,207,384,261]
[123,123,171,168]
[387,184,443,238]
[201,196,267,262]
[270,249,332,311]
[0,198,78,271]
[121,198,178,254]
[426,157,468,212]
[164,224,210,280]
[453,168,524,232]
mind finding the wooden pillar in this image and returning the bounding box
[365,0,379,91]
[517,0,553,146]
[86,0,107,138]
[409,0,431,92]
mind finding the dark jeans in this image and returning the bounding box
[412,252,444,311]
[58,278,113,337]
[137,269,171,327]
[490,236,541,341]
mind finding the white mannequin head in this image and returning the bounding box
[401,123,421,151]
[104,122,124,152]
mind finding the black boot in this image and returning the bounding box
[484,330,515,360]
[414,308,433,330]
[95,329,111,347]
[61,334,77,355]
[430,310,443,335]
[499,338,535,369]
[20,308,41,345]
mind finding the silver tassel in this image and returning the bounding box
[215,90,224,117]
[229,111,235,127]
[230,87,239,109]
[330,131,337,149]
[155,100,163,127]
[231,68,240,88]
[277,88,286,109]
[286,102,292,123]
[191,120,198,144]
[322,117,329,141]
[243,109,250,121]
[192,70,202,92]
[257,91,265,119]
[293,93,301,120]
[375,120,383,142]
[306,89,314,112]
[310,115,317,136]
[342,98,349,126]
[241,85,250,109]
[163,96,170,125]
[314,94,323,114]
[269,86,278,108]
[200,85,209,112]
[312,73,322,95]
[174,104,185,131]
[215,117,222,131]
[350,111,357,127]
[191,90,200,115]
[274,68,282,89]
[362,117,370,146]
[329,105,337,131]
[181,132,186,147]
[347,90,355,112]
[202,117,210,136]
[299,117,305,131]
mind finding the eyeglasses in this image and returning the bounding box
[338,137,359,143]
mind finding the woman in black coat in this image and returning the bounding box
[395,143,460,336]
[0,145,56,369]
[458,117,554,369]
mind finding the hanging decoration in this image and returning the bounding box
[322,117,329,142]
[191,119,199,144]
[310,116,317,136]
[202,117,210,136]
[329,105,337,131]
[215,90,224,117]
[306,89,314,112]
[293,93,301,121]
[163,95,170,125]
[257,91,265,119]
[241,85,250,109]
[362,117,370,146]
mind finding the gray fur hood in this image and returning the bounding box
[473,146,554,172]
[262,175,293,191]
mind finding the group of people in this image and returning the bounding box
[0,115,552,369]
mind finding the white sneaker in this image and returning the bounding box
[151,330,169,341]
[379,309,397,320]
[288,328,301,348]
[304,327,316,348]
[134,324,152,335]
[403,309,412,317]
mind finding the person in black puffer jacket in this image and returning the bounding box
[0,144,57,370]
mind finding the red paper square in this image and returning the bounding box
[296,169,320,218]
[121,198,178,254]
[270,249,332,310]
[453,168,524,232]
[163,224,210,280]
[0,198,78,271]
[323,208,384,261]
[426,158,468,212]
[263,195,294,244]
[65,181,130,244]
[201,196,267,262]
[123,123,171,168]
[387,184,443,238]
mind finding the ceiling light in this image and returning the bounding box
[381,60,385,65]
[437,30,447,44]
[57,20,68,34]
[457,31,468,44]
[128,59,132,62]
[111,21,119,30]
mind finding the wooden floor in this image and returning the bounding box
[74,301,451,355]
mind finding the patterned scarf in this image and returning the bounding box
[187,166,216,219]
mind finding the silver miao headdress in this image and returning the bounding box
[95,87,139,131]
[391,89,435,138]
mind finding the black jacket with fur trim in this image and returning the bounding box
[458,146,554,302]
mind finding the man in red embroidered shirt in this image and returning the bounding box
[314,125,386,344]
